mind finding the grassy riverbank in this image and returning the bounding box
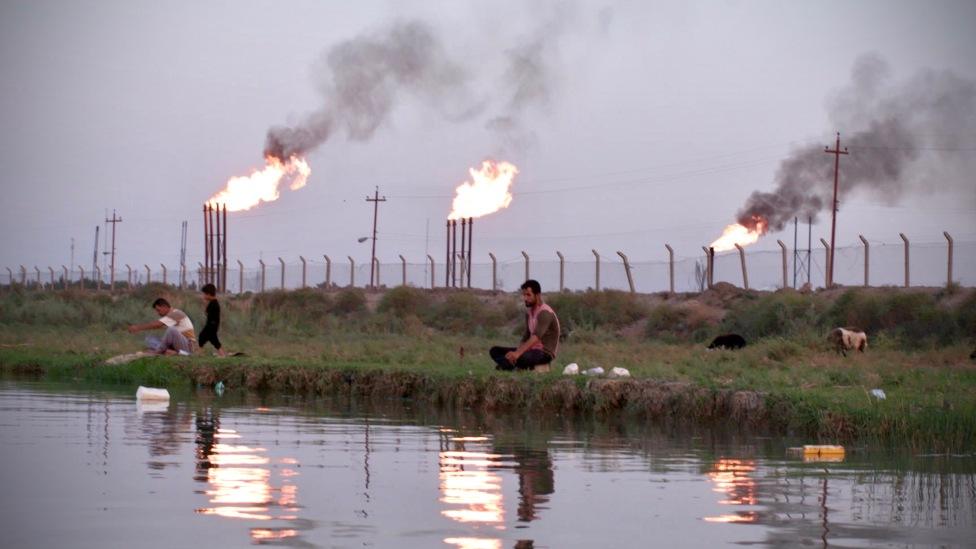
[1,285,974,451]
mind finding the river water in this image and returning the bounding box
[0,380,973,548]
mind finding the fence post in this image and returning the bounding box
[944,231,953,287]
[776,240,787,289]
[48,267,54,290]
[488,253,498,291]
[373,258,380,288]
[616,251,635,293]
[347,256,355,287]
[161,264,167,286]
[399,255,407,287]
[324,255,332,288]
[700,247,711,289]
[79,266,85,289]
[278,257,285,290]
[197,262,203,287]
[62,266,68,290]
[592,249,600,291]
[858,235,869,287]
[4,267,11,290]
[521,251,529,282]
[95,266,102,290]
[19,265,26,286]
[426,255,435,289]
[258,260,265,292]
[143,265,149,286]
[555,251,565,291]
[733,244,749,290]
[819,239,831,288]
[665,244,675,294]
[126,264,132,287]
[34,266,41,289]
[299,256,307,289]
[899,233,910,288]
[237,260,244,294]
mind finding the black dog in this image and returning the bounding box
[708,334,747,350]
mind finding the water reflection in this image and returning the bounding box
[704,458,758,523]
[491,435,554,523]
[2,382,975,548]
[193,408,303,545]
[438,429,555,549]
[439,433,504,549]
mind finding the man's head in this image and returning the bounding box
[201,283,217,297]
[520,279,542,308]
[152,297,171,316]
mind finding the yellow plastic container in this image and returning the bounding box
[801,445,845,462]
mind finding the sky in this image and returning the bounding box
[1,0,974,277]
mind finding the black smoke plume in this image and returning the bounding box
[264,21,483,161]
[737,54,976,232]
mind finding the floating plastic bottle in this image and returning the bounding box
[136,386,170,401]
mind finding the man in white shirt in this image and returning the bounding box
[127,298,196,355]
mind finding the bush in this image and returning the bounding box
[955,292,976,341]
[424,292,506,333]
[378,286,429,318]
[720,292,821,341]
[824,289,966,349]
[645,303,688,342]
[547,290,648,330]
[252,289,334,322]
[332,288,367,316]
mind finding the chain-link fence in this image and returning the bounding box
[4,237,974,293]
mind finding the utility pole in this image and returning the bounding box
[824,132,848,288]
[92,225,99,278]
[179,220,187,283]
[105,210,122,289]
[365,187,386,289]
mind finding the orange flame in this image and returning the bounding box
[208,156,311,212]
[709,216,768,252]
[447,160,518,220]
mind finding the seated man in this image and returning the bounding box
[490,279,560,371]
[127,298,196,355]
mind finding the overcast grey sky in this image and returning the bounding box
[1,0,974,275]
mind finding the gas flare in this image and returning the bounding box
[709,216,768,252]
[447,160,518,220]
[208,156,311,212]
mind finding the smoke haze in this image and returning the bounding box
[737,54,976,232]
[264,21,483,160]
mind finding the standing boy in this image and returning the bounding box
[198,283,226,357]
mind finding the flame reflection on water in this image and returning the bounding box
[703,459,759,524]
[194,427,301,544]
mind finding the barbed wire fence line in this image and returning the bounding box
[4,237,974,294]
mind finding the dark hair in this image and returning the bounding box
[520,279,542,294]
[201,283,217,296]
[152,298,170,308]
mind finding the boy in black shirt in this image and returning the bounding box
[198,283,226,357]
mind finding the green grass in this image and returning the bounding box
[1,286,974,451]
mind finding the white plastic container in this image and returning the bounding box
[136,386,170,401]
[562,363,580,375]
